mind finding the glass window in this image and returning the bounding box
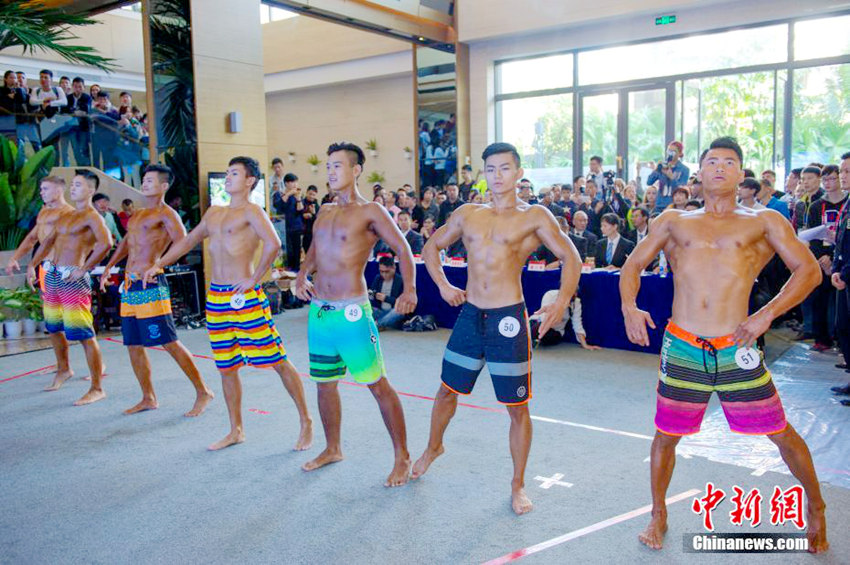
[791,64,850,168]
[627,89,667,183]
[578,25,787,85]
[498,94,574,186]
[498,54,573,95]
[794,15,850,61]
[679,72,777,175]
[580,93,618,176]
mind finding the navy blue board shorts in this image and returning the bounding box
[441,301,532,405]
[120,273,179,347]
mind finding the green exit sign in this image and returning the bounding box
[655,15,677,25]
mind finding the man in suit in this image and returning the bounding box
[533,217,588,268]
[625,206,658,271]
[397,210,424,254]
[595,212,635,269]
[369,255,407,330]
[571,210,598,259]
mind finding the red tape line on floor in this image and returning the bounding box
[0,364,56,383]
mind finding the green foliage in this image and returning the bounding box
[791,64,850,167]
[0,137,55,250]
[365,139,378,151]
[0,1,116,72]
[0,286,42,322]
[307,154,321,166]
[366,171,386,184]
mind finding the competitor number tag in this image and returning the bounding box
[344,304,362,322]
[498,316,521,338]
[230,293,246,309]
[734,347,760,370]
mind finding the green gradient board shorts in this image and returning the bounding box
[308,296,386,385]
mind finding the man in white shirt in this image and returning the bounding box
[29,69,67,118]
[529,289,600,349]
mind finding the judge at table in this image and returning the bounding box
[595,213,635,269]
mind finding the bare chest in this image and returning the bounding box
[315,208,374,247]
[208,209,252,239]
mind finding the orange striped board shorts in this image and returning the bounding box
[205,283,286,370]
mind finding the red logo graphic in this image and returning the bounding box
[692,482,726,531]
[769,485,805,529]
[729,486,763,527]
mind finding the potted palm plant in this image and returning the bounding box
[403,146,413,159]
[307,154,321,173]
[288,151,296,163]
[366,171,386,184]
[365,139,378,158]
[0,287,29,338]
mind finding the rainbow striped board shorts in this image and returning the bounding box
[205,283,286,370]
[655,322,786,436]
[120,273,178,347]
[43,263,95,341]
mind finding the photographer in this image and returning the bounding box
[586,156,609,200]
[647,140,690,214]
[369,256,406,330]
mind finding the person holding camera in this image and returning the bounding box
[647,141,690,214]
[369,256,407,330]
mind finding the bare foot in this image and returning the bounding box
[82,364,107,381]
[184,390,214,417]
[512,486,533,515]
[807,503,829,553]
[302,448,343,471]
[208,429,245,451]
[385,457,411,487]
[44,370,74,391]
[73,389,106,406]
[411,445,444,479]
[293,420,313,451]
[638,511,668,550]
[124,398,159,415]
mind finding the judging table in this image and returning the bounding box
[364,261,674,354]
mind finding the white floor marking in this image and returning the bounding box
[530,415,655,440]
[533,473,574,489]
[482,488,701,564]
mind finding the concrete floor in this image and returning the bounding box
[1,308,848,564]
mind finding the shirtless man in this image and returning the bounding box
[7,176,75,390]
[100,164,214,416]
[144,156,311,451]
[29,170,112,405]
[411,142,582,515]
[620,137,828,552]
[294,142,416,487]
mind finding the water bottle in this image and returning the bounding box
[658,251,667,277]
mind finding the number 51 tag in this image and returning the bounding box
[734,347,760,370]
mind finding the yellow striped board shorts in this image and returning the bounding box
[205,283,286,370]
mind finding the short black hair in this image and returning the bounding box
[122,198,133,206]
[92,192,109,203]
[39,69,53,78]
[600,212,620,229]
[701,137,743,166]
[686,200,703,208]
[791,168,802,176]
[462,164,472,172]
[481,142,521,167]
[801,166,822,176]
[97,91,109,99]
[590,156,603,165]
[75,169,99,190]
[397,210,411,218]
[306,185,318,192]
[228,156,261,189]
[3,70,13,80]
[821,164,839,176]
[739,178,761,192]
[283,173,298,184]
[120,91,130,97]
[632,206,650,219]
[72,76,84,84]
[271,157,283,166]
[144,163,174,186]
[841,151,850,161]
[743,169,755,178]
[327,141,365,167]
[378,256,395,268]
[59,76,70,82]
[573,175,583,183]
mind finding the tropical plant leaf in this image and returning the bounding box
[0,1,117,72]
[20,145,55,185]
[0,135,16,175]
[0,173,16,227]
